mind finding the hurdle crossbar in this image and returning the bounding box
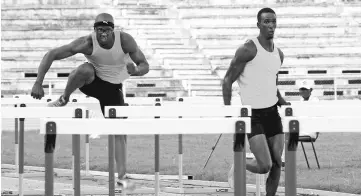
[280,105,361,117]
[40,104,251,196]
[1,106,85,196]
[104,105,252,118]
[39,118,251,135]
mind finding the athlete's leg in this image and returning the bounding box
[48,62,95,106]
[98,88,127,180]
[266,133,284,196]
[264,107,284,196]
[63,63,95,100]
[247,134,272,174]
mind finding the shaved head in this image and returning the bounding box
[95,13,114,23]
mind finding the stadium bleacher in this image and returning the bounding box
[1,0,361,100]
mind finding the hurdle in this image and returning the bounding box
[39,105,251,196]
[1,96,166,178]
[1,105,86,196]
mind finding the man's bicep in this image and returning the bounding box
[129,47,148,65]
[224,47,249,83]
[52,37,88,60]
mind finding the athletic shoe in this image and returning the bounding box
[47,95,69,107]
[116,177,136,192]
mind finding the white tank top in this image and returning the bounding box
[236,38,281,109]
[84,31,131,84]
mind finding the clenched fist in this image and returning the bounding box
[30,82,45,99]
[126,62,138,76]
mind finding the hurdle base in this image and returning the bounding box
[162,184,264,194]
[1,188,155,196]
[1,189,64,196]
[3,172,46,178]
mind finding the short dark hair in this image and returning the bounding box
[257,8,276,22]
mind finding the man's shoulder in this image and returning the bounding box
[234,39,257,60]
[119,31,135,43]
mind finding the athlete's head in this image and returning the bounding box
[94,13,115,45]
[257,8,277,40]
[298,80,313,100]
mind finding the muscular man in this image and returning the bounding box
[222,8,290,196]
[30,13,149,187]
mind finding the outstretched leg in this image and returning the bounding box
[48,63,95,106]
[63,63,95,100]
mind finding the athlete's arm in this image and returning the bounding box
[222,41,256,105]
[276,48,290,105]
[121,32,149,76]
[35,35,92,84]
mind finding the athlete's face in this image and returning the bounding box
[95,25,114,44]
[299,88,312,100]
[258,12,277,40]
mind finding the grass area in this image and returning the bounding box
[1,130,361,195]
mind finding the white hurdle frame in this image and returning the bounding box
[39,105,252,196]
[1,96,164,178]
[1,105,86,196]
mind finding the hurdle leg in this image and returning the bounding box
[234,121,246,196]
[45,122,57,196]
[85,110,90,176]
[285,120,299,196]
[73,135,81,196]
[155,135,160,196]
[178,134,183,193]
[256,174,261,196]
[85,135,90,175]
[109,135,115,196]
[15,115,19,173]
[18,117,25,196]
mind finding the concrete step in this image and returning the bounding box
[168,64,211,70]
[1,67,172,79]
[183,16,346,27]
[175,74,220,79]
[188,79,221,85]
[1,88,189,100]
[216,69,361,79]
[196,36,361,47]
[1,6,167,19]
[154,48,197,54]
[210,56,361,67]
[1,78,186,91]
[147,39,191,46]
[1,50,154,62]
[160,53,204,59]
[165,58,207,65]
[1,18,172,30]
[1,29,184,40]
[202,46,361,56]
[150,45,197,49]
[177,6,358,17]
[173,69,212,75]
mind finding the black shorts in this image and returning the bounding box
[248,103,284,139]
[79,74,125,116]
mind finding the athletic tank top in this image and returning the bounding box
[236,37,281,109]
[84,31,131,84]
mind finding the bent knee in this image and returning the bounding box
[259,162,272,174]
[76,63,95,78]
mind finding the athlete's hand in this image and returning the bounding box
[30,82,45,100]
[277,100,291,107]
[126,62,138,76]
